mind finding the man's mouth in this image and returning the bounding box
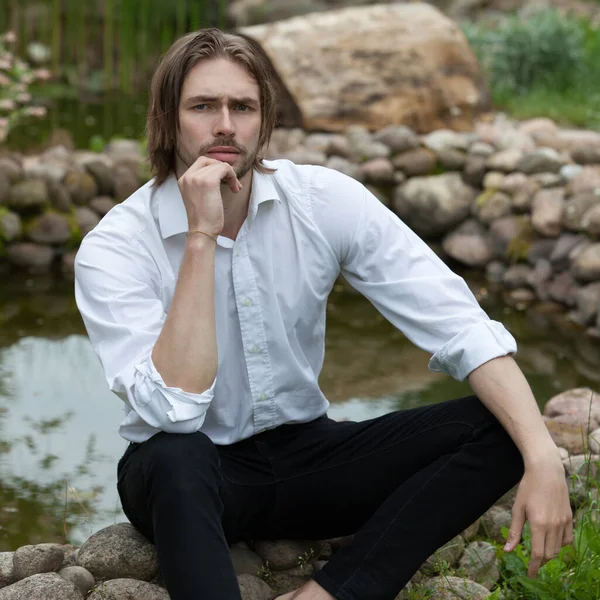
[206,147,241,162]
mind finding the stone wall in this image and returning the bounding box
[2,114,600,335]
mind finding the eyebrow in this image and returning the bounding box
[184,95,259,107]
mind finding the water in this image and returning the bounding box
[0,272,599,551]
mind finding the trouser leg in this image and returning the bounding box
[262,395,524,600]
[116,431,275,600]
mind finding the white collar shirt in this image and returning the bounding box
[74,159,517,444]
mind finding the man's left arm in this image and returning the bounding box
[468,355,573,578]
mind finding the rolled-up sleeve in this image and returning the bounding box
[310,168,517,382]
[74,229,215,433]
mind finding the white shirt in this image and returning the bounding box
[74,159,517,444]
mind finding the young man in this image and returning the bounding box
[74,28,572,600]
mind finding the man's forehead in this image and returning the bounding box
[181,60,259,102]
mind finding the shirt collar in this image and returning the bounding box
[157,167,281,239]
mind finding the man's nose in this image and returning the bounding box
[213,107,235,137]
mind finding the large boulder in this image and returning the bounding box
[26,212,72,245]
[239,3,490,133]
[0,573,82,600]
[393,173,477,238]
[458,541,500,590]
[237,573,273,600]
[424,575,491,599]
[0,553,15,589]
[544,388,600,432]
[252,540,317,571]
[7,180,49,213]
[86,578,168,600]
[12,544,64,581]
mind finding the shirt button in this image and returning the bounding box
[259,393,266,400]
[243,298,252,307]
[235,249,241,257]
[251,345,260,354]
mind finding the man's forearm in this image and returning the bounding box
[152,235,218,393]
[467,355,559,468]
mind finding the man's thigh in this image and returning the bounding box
[264,394,496,540]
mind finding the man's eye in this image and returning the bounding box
[236,105,250,111]
[193,104,208,110]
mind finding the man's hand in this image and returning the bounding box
[504,456,573,578]
[177,156,242,237]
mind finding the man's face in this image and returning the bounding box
[177,58,262,181]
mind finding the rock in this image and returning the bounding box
[8,180,49,213]
[550,233,589,271]
[589,428,600,454]
[511,178,540,213]
[239,4,490,133]
[26,212,71,245]
[61,250,78,279]
[459,541,499,590]
[282,149,327,166]
[519,117,558,138]
[422,535,465,573]
[532,172,564,189]
[485,260,506,284]
[393,173,477,238]
[359,157,394,185]
[366,185,391,207]
[473,190,511,224]
[527,239,556,266]
[482,171,505,190]
[313,560,327,572]
[486,148,523,172]
[0,553,15,588]
[536,128,600,154]
[563,192,599,231]
[63,170,98,205]
[572,146,600,165]
[0,211,21,242]
[373,125,420,154]
[85,160,115,195]
[325,156,363,181]
[58,566,95,597]
[0,172,10,205]
[323,536,353,552]
[326,134,351,158]
[548,271,577,307]
[424,575,491,599]
[545,418,587,455]
[479,506,511,544]
[87,578,169,600]
[508,288,536,305]
[253,540,317,571]
[573,282,600,326]
[270,565,313,595]
[531,188,565,237]
[23,159,68,184]
[562,454,599,480]
[423,130,471,154]
[544,388,600,431]
[497,485,519,510]
[74,207,100,237]
[437,149,466,171]
[499,172,528,196]
[392,148,437,176]
[567,166,600,196]
[105,139,143,157]
[462,155,487,188]
[442,220,492,267]
[231,547,264,577]
[89,196,117,217]
[268,128,306,156]
[6,243,54,271]
[47,180,72,212]
[517,148,565,174]
[581,204,600,237]
[488,215,526,259]
[0,158,22,184]
[59,546,79,569]
[503,264,533,289]
[0,573,82,600]
[304,133,336,154]
[12,544,65,581]
[562,164,584,182]
[76,523,158,581]
[461,521,481,542]
[114,166,141,201]
[469,141,495,157]
[528,259,553,300]
[237,573,273,600]
[572,243,600,282]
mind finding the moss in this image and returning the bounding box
[476,188,498,208]
[0,205,11,244]
[65,208,83,249]
[506,217,535,264]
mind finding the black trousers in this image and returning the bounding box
[117,395,524,600]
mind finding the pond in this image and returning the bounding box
[1,271,599,551]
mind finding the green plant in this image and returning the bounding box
[297,547,316,569]
[257,561,275,587]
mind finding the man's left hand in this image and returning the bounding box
[503,457,573,578]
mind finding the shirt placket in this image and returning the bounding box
[232,234,275,433]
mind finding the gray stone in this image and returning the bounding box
[527,239,556,266]
[561,164,584,182]
[437,149,466,171]
[531,188,565,237]
[528,259,553,300]
[469,141,495,157]
[105,139,143,157]
[422,535,465,573]
[351,140,391,163]
[8,180,49,213]
[326,134,351,158]
[461,521,481,542]
[77,523,158,581]
[485,261,506,284]
[482,171,505,190]
[508,288,536,304]
[517,148,565,174]
[499,171,528,195]
[63,170,98,205]
[0,158,23,183]
[392,148,437,177]
[58,566,95,597]
[459,541,500,590]
[462,156,487,188]
[442,220,492,267]
[503,264,533,289]
[13,544,64,581]
[87,578,168,600]
[423,129,471,153]
[548,271,578,307]
[572,244,600,282]
[479,505,512,544]
[230,547,264,577]
[237,573,273,600]
[0,553,15,589]
[567,166,600,196]
[325,156,363,181]
[544,388,600,432]
[532,172,564,188]
[572,146,600,165]
[89,196,117,217]
[511,178,540,213]
[253,540,318,571]
[473,190,511,225]
[282,149,327,167]
[424,575,491,599]
[27,212,71,245]
[360,157,394,185]
[0,572,82,600]
[23,160,67,184]
[270,564,313,595]
[589,428,600,454]
[373,125,420,154]
[550,233,588,271]
[61,250,78,280]
[0,172,10,205]
[488,215,529,260]
[562,454,599,480]
[581,204,600,236]
[304,133,338,154]
[563,192,599,231]
[573,282,600,326]
[6,243,54,271]
[393,173,477,238]
[114,166,141,201]
[0,211,21,242]
[47,180,72,212]
[85,160,115,195]
[486,148,523,172]
[74,207,100,237]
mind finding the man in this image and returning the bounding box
[74,28,572,600]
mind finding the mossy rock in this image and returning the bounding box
[476,188,498,208]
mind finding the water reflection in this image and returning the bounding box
[0,274,598,550]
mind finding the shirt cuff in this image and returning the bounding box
[428,320,517,382]
[134,355,216,423]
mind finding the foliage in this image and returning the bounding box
[0,31,52,143]
[463,10,600,129]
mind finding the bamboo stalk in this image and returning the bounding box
[104,0,114,90]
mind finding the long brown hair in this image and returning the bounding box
[147,29,277,187]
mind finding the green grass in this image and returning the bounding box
[463,10,600,129]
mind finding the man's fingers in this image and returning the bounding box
[528,527,545,578]
[563,516,574,546]
[504,505,525,552]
